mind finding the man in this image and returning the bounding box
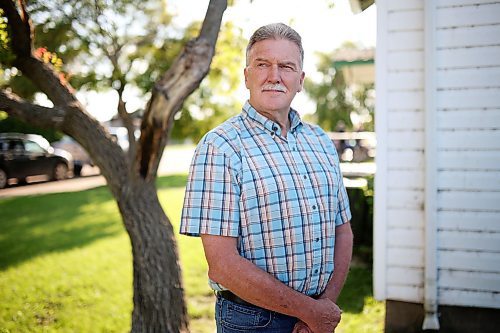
[180,23,353,333]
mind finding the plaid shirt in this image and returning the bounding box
[180,101,351,296]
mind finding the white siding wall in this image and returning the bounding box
[375,0,426,303]
[435,0,500,308]
[375,0,500,308]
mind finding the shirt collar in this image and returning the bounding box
[242,101,303,136]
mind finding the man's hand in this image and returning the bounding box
[301,298,342,333]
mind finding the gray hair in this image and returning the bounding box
[246,23,304,68]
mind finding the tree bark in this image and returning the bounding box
[117,180,188,333]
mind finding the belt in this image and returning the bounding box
[217,290,322,307]
[217,290,255,307]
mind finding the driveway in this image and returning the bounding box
[0,145,196,199]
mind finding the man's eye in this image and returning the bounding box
[257,63,268,68]
[280,65,294,72]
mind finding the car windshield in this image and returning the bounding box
[24,140,46,154]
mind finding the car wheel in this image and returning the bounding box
[0,168,7,189]
[53,163,68,181]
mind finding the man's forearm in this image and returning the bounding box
[201,234,341,332]
[214,253,314,316]
[202,235,315,319]
[320,222,353,302]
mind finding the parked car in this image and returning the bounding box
[327,131,376,162]
[52,135,93,176]
[0,133,74,188]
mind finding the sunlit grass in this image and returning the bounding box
[0,174,383,332]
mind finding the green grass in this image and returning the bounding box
[0,175,383,332]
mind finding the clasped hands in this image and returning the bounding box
[292,297,342,333]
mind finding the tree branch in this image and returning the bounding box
[0,89,66,129]
[0,90,131,198]
[199,0,227,43]
[16,57,79,106]
[0,2,142,200]
[0,0,32,57]
[136,0,227,180]
[1,0,78,107]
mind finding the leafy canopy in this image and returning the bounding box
[0,0,245,142]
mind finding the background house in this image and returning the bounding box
[368,0,500,332]
[332,47,375,85]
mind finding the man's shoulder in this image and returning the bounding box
[301,121,329,138]
[198,115,243,156]
[299,121,338,153]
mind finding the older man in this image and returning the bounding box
[180,23,353,333]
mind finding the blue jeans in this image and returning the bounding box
[215,294,298,332]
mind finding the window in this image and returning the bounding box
[24,140,46,154]
[8,140,24,152]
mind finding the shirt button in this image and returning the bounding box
[315,238,319,242]
[312,205,317,210]
[292,147,296,151]
[272,126,278,131]
[303,175,307,179]
[314,269,319,274]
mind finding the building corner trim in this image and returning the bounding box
[423,0,440,330]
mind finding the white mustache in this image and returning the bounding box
[261,83,287,93]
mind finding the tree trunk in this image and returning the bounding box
[116,180,188,333]
[0,1,228,332]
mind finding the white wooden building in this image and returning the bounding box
[372,0,500,331]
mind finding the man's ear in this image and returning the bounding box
[244,67,249,89]
[298,71,305,92]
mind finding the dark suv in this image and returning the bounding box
[0,133,74,188]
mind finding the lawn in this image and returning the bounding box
[0,175,384,332]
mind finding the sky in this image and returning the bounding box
[81,0,376,121]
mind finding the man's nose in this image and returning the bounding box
[267,64,281,83]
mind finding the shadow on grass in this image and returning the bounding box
[0,185,121,270]
[337,264,374,314]
[0,174,189,271]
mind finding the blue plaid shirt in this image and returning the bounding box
[180,101,351,296]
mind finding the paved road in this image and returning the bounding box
[0,173,107,199]
[0,146,196,199]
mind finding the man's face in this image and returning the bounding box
[244,38,305,115]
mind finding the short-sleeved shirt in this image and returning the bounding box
[180,101,351,296]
